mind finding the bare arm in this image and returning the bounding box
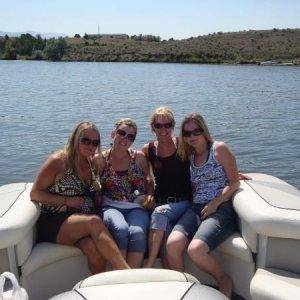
[30,152,84,208]
[136,150,155,208]
[200,141,240,219]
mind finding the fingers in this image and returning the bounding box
[200,204,213,220]
[146,195,155,209]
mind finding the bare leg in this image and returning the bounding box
[127,252,144,268]
[166,231,189,272]
[188,239,233,298]
[56,214,130,270]
[143,229,164,268]
[76,237,106,274]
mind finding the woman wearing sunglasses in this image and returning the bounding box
[30,121,130,274]
[166,113,240,298]
[142,107,192,268]
[101,118,154,268]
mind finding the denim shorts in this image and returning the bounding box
[173,201,236,251]
[150,200,190,235]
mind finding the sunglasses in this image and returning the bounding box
[80,137,100,147]
[182,128,204,137]
[116,129,136,142]
[153,122,173,129]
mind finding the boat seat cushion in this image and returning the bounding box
[51,269,227,300]
[21,242,82,277]
[21,232,252,277]
[216,232,253,263]
[75,269,199,288]
[250,268,300,300]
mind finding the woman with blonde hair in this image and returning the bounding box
[101,118,154,268]
[30,121,130,274]
[142,107,192,268]
[166,113,240,298]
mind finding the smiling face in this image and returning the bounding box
[112,124,136,150]
[152,115,174,141]
[78,128,100,158]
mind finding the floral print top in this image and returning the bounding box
[101,149,146,203]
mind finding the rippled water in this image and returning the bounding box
[0,60,299,188]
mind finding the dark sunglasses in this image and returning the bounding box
[80,137,100,147]
[116,129,136,142]
[153,122,173,129]
[182,128,204,137]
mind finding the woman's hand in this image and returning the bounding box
[238,172,251,180]
[200,198,220,220]
[144,194,155,209]
[65,196,85,209]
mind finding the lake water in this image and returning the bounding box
[0,61,299,189]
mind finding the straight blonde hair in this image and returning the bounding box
[150,107,175,131]
[178,113,213,161]
[65,121,101,169]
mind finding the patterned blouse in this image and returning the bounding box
[101,149,146,203]
[41,162,101,214]
[190,142,228,204]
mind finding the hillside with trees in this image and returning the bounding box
[1,29,299,64]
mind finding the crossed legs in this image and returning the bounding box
[56,213,130,271]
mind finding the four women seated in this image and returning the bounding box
[31,107,241,298]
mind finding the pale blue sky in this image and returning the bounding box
[1,0,299,39]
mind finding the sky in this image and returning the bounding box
[1,0,299,39]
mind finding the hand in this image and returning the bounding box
[65,196,85,208]
[238,172,251,180]
[200,200,219,220]
[144,194,155,209]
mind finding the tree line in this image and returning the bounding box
[1,29,299,63]
[0,33,67,60]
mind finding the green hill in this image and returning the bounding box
[1,29,300,64]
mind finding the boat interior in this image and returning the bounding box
[1,173,300,299]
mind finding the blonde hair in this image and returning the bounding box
[65,121,100,169]
[114,118,138,134]
[177,113,213,160]
[150,107,175,131]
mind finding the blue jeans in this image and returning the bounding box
[102,206,149,253]
[150,200,190,235]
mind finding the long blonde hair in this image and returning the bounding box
[65,121,101,169]
[150,107,175,131]
[177,113,213,160]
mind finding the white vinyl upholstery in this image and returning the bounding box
[75,268,199,288]
[51,269,227,300]
[250,268,300,300]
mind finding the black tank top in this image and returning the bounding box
[148,141,192,199]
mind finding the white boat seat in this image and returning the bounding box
[75,268,199,287]
[50,269,227,300]
[250,268,300,300]
[21,243,82,277]
[216,232,253,263]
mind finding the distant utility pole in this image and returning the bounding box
[98,24,100,35]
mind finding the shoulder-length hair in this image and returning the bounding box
[177,113,213,161]
[150,106,175,131]
[64,121,101,169]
